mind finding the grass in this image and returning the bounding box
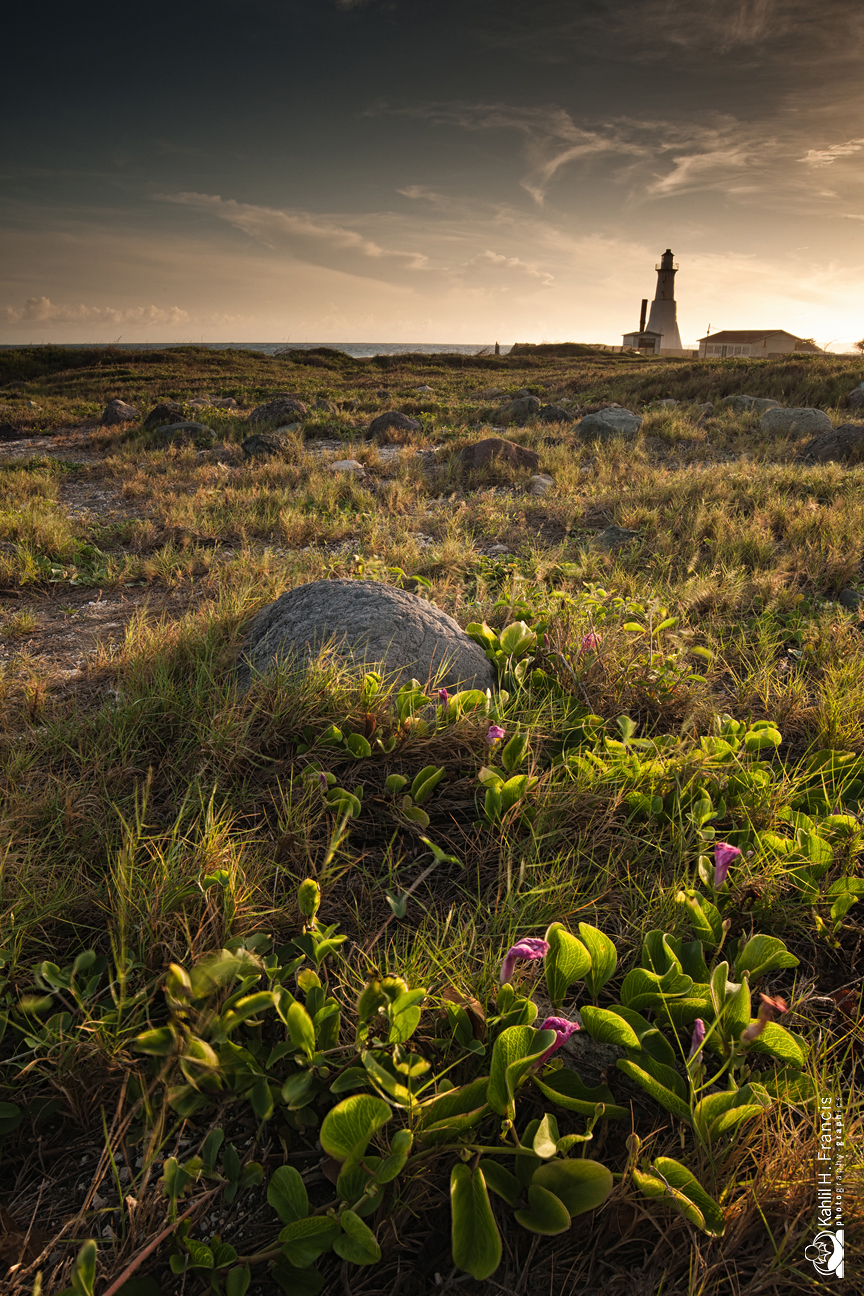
[0,346,862,1295]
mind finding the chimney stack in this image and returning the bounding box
[639,299,647,333]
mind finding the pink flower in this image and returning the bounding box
[317,772,328,791]
[687,1018,706,1060]
[486,724,506,745]
[579,633,600,655]
[740,993,788,1044]
[536,1015,581,1066]
[713,842,741,887]
[437,688,449,705]
[499,937,550,984]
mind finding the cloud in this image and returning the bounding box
[800,139,864,167]
[465,249,554,287]
[2,297,189,327]
[156,191,428,269]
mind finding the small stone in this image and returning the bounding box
[720,394,781,413]
[655,398,678,407]
[537,403,576,424]
[328,459,366,476]
[593,525,640,550]
[488,543,510,555]
[414,384,434,393]
[92,1193,106,1210]
[459,437,540,473]
[314,398,339,413]
[473,387,504,398]
[26,400,40,409]
[143,401,185,430]
[188,395,237,409]
[760,407,833,436]
[839,589,864,610]
[529,473,555,496]
[274,423,302,433]
[368,410,422,440]
[100,399,140,426]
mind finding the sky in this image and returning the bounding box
[3,0,864,348]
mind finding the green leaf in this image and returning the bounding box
[616,1059,692,1123]
[544,923,591,1005]
[133,1025,177,1056]
[648,1157,725,1236]
[281,1070,316,1110]
[532,1068,627,1120]
[450,1164,502,1281]
[374,1129,413,1183]
[488,1025,556,1119]
[328,1067,369,1095]
[319,1094,391,1164]
[278,1218,341,1267]
[743,1022,806,1068]
[70,1240,97,1296]
[268,1166,309,1224]
[677,891,723,945]
[271,1258,324,1296]
[578,924,617,997]
[385,774,408,794]
[501,731,530,772]
[532,1112,561,1159]
[410,765,446,805]
[114,1278,162,1296]
[477,1159,521,1206]
[286,1002,316,1058]
[250,1075,274,1121]
[530,1159,614,1216]
[345,733,372,759]
[220,991,275,1034]
[498,621,536,656]
[226,1265,251,1296]
[580,1006,640,1049]
[734,934,799,982]
[388,989,425,1044]
[332,1211,381,1265]
[514,1183,571,1235]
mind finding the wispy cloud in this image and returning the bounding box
[156,191,428,269]
[464,249,555,287]
[2,297,189,327]
[800,138,864,167]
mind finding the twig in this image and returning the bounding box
[101,1186,220,1296]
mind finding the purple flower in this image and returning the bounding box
[740,993,788,1044]
[486,724,506,745]
[536,1015,581,1066]
[317,772,328,791]
[688,1018,706,1060]
[438,687,449,706]
[499,937,550,984]
[579,633,600,655]
[714,842,741,887]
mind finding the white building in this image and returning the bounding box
[622,249,687,355]
[698,330,823,359]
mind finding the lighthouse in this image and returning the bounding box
[622,249,684,354]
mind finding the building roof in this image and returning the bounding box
[696,329,797,343]
[622,329,662,337]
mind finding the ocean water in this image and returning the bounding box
[0,341,512,357]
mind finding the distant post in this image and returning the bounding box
[494,341,500,355]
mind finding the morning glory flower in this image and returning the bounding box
[579,633,600,654]
[740,993,788,1043]
[687,1018,706,1060]
[714,842,741,887]
[437,687,449,705]
[536,1015,581,1066]
[499,937,550,984]
[486,724,506,745]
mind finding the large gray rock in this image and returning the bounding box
[798,423,864,463]
[459,437,540,473]
[538,403,576,424]
[575,406,642,441]
[242,432,292,459]
[368,411,422,440]
[496,395,541,425]
[760,407,833,436]
[153,421,216,448]
[237,580,498,694]
[101,399,140,426]
[846,383,864,410]
[720,394,780,414]
[248,397,307,427]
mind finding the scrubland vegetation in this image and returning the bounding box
[0,345,861,1295]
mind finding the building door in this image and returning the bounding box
[721,345,728,357]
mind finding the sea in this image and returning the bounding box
[0,342,512,357]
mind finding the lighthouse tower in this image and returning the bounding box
[645,249,682,351]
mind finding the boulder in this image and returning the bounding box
[798,423,864,464]
[760,407,833,436]
[248,397,308,427]
[846,383,864,410]
[459,437,540,473]
[529,474,555,496]
[839,589,864,611]
[721,394,781,413]
[314,398,339,414]
[474,387,505,399]
[655,398,679,407]
[153,422,216,448]
[368,411,422,440]
[242,432,292,459]
[101,399,140,426]
[143,401,185,431]
[694,402,715,417]
[189,395,238,410]
[575,407,642,441]
[538,403,576,424]
[328,459,366,477]
[496,395,541,425]
[593,525,639,550]
[236,578,498,694]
